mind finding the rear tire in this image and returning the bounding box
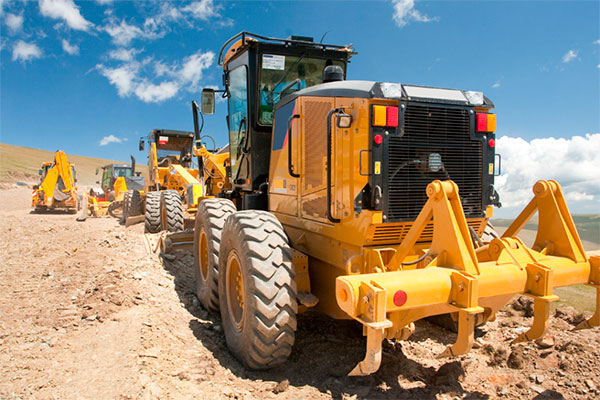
[144,191,161,233]
[218,211,297,369]
[160,190,184,232]
[127,190,142,217]
[193,198,236,312]
[121,191,131,224]
[481,221,500,243]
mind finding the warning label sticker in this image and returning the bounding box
[262,54,285,70]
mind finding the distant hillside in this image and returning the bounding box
[493,214,600,246]
[0,143,148,186]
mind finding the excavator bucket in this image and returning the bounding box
[336,180,599,376]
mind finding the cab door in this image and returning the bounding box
[227,65,249,185]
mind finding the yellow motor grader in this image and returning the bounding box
[188,32,599,376]
[133,128,230,239]
[32,150,79,213]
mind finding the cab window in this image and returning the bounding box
[227,65,249,179]
[258,54,345,125]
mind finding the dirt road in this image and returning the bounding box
[1,186,598,399]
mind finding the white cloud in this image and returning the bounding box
[103,18,165,46]
[392,0,437,28]
[95,0,112,4]
[12,40,42,62]
[61,39,79,55]
[177,51,214,89]
[562,49,578,63]
[99,134,125,146]
[5,13,23,33]
[38,0,93,31]
[97,49,214,103]
[495,134,600,210]
[565,191,594,202]
[97,63,139,97]
[182,0,217,20]
[108,48,138,61]
[134,81,179,103]
[594,39,600,45]
[492,81,501,88]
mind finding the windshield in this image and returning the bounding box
[114,167,132,177]
[154,135,193,160]
[258,54,345,124]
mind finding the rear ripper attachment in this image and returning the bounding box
[336,180,599,376]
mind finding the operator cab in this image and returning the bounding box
[200,32,355,207]
[141,129,195,169]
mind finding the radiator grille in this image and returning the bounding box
[386,105,483,221]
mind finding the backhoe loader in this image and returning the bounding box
[190,32,598,375]
[32,150,79,213]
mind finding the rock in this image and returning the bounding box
[433,361,465,386]
[160,253,176,261]
[511,297,534,317]
[272,379,289,394]
[472,338,484,349]
[177,372,191,381]
[507,348,525,369]
[536,375,545,384]
[535,336,554,349]
[585,380,596,390]
[516,381,527,389]
[529,374,537,382]
[531,385,544,394]
[497,387,509,396]
[192,297,199,307]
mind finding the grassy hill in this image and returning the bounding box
[0,143,148,186]
[493,214,600,245]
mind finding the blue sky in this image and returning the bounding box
[1,0,599,216]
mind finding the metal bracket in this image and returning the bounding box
[439,271,484,358]
[349,280,392,376]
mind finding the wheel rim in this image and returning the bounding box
[199,230,209,281]
[225,251,245,332]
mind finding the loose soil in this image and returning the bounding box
[1,187,599,399]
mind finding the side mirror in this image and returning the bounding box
[201,88,215,115]
[139,138,145,151]
[38,169,42,175]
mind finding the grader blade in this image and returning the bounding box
[336,180,598,375]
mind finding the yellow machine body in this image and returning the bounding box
[198,32,597,376]
[32,150,78,210]
[267,96,598,375]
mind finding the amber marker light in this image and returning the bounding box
[476,113,496,132]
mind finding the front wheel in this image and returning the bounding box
[144,191,161,233]
[218,211,297,370]
[160,190,184,232]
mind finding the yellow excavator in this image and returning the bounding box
[186,32,598,376]
[32,150,79,213]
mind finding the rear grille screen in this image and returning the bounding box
[386,105,482,221]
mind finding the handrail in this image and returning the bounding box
[218,31,354,66]
[326,108,343,223]
[287,114,301,178]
